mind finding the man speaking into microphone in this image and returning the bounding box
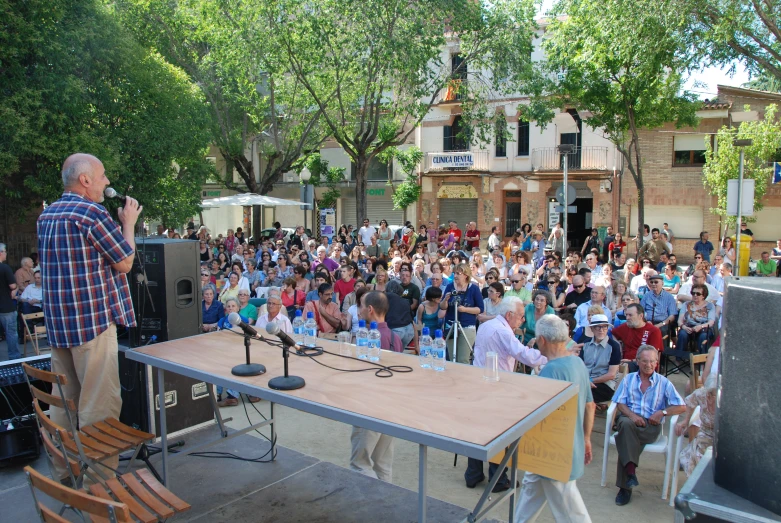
[37,153,141,483]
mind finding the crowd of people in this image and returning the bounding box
[181,215,773,512]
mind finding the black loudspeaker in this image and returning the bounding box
[129,238,202,346]
[118,349,213,438]
[714,277,781,516]
[120,238,212,437]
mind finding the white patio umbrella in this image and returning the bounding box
[201,192,302,208]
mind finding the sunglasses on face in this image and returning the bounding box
[574,284,584,289]
[691,291,703,296]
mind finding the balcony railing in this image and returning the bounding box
[437,79,467,103]
[424,150,489,173]
[531,146,610,172]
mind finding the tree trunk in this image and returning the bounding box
[635,168,645,256]
[354,156,368,227]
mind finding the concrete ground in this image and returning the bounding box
[1,335,689,522]
[218,368,690,522]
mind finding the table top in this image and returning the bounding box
[126,331,576,460]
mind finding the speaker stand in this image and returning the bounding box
[231,336,266,377]
[268,345,305,390]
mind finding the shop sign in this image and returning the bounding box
[430,152,474,169]
[437,184,478,199]
[367,188,386,196]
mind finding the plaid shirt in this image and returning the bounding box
[37,192,136,348]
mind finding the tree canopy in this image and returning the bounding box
[0,0,213,227]
[703,104,781,229]
[526,0,700,243]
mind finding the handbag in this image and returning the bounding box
[285,290,299,318]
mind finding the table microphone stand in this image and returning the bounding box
[269,344,305,390]
[231,334,266,377]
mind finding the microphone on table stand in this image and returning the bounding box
[227,312,266,377]
[265,322,306,391]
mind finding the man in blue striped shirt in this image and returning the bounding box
[639,275,677,338]
[612,345,685,505]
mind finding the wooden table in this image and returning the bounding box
[125,331,577,522]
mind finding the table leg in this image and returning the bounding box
[270,402,276,461]
[419,444,427,522]
[509,441,519,523]
[157,367,169,487]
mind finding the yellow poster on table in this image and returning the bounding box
[490,394,577,483]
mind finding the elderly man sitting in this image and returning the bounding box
[578,314,622,403]
[256,292,293,334]
[464,296,547,492]
[612,345,685,506]
[574,285,612,329]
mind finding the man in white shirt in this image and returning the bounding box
[255,294,293,334]
[20,270,43,315]
[574,286,613,328]
[677,270,720,306]
[465,296,547,491]
[487,226,501,252]
[358,219,377,246]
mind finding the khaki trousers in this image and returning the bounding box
[350,427,394,482]
[50,324,122,483]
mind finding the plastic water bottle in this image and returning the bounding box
[292,310,304,346]
[432,329,446,371]
[356,320,369,360]
[304,311,318,347]
[368,321,381,362]
[419,327,433,369]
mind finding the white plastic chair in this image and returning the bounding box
[600,402,679,499]
[668,406,701,506]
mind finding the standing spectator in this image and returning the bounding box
[581,228,602,257]
[531,232,546,265]
[376,220,392,255]
[14,257,35,295]
[692,231,714,262]
[350,291,402,482]
[608,233,627,261]
[37,153,140,482]
[514,315,595,522]
[739,221,754,237]
[465,222,480,251]
[467,297,547,492]
[549,228,565,257]
[358,218,377,246]
[448,220,463,245]
[0,244,20,360]
[384,279,417,349]
[396,262,420,313]
[662,222,674,244]
[637,228,668,265]
[602,225,616,262]
[661,232,673,254]
[487,226,501,253]
[440,263,483,363]
[756,251,777,277]
[719,236,736,266]
[186,222,198,240]
[427,221,440,256]
[612,345,685,506]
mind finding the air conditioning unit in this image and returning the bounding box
[283,172,298,183]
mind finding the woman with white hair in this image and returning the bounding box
[674,373,717,476]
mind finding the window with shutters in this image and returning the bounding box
[673,134,712,166]
[444,116,469,152]
[517,121,530,157]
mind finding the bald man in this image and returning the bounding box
[37,153,141,484]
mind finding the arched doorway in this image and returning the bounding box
[546,182,594,253]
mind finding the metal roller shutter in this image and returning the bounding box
[439,198,478,227]
[341,198,404,228]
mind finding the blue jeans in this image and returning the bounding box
[216,385,239,399]
[676,327,712,354]
[391,324,415,350]
[0,311,20,360]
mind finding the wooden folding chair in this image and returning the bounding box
[689,353,709,391]
[22,311,47,356]
[25,465,131,523]
[31,398,190,522]
[23,363,154,482]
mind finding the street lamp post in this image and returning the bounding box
[733,138,753,276]
[558,143,575,255]
[300,167,312,235]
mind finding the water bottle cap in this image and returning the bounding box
[307,311,314,318]
[422,327,430,336]
[359,319,366,328]
[370,321,377,329]
[295,310,302,317]
[435,329,443,338]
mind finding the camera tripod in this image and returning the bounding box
[445,294,474,365]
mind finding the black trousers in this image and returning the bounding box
[465,458,509,487]
[592,382,615,403]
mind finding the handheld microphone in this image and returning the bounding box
[228,312,259,338]
[265,321,298,348]
[104,187,127,204]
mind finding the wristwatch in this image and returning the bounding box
[662,409,668,416]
